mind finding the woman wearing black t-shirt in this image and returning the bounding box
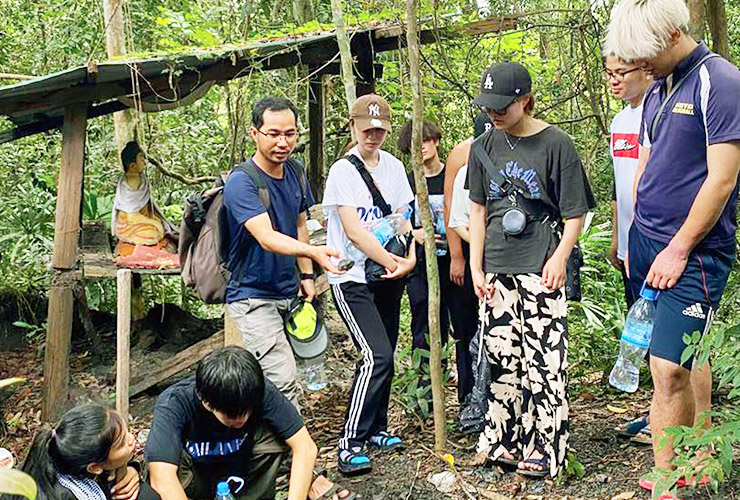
[467,62,595,477]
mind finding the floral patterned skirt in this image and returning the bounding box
[476,273,569,477]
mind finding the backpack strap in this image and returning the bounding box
[344,154,392,217]
[285,158,309,208]
[235,159,271,211]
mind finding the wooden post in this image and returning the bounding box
[353,35,376,97]
[116,269,132,419]
[41,282,74,420]
[51,106,87,270]
[224,308,243,347]
[308,72,325,199]
[42,104,87,421]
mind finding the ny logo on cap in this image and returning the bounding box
[484,73,494,90]
[368,104,381,117]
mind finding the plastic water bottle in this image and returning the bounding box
[338,205,412,271]
[215,482,236,500]
[298,354,328,391]
[609,282,660,393]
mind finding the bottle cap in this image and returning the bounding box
[639,280,659,301]
[216,482,230,497]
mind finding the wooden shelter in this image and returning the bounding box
[0,18,516,421]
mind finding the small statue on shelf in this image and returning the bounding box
[112,141,180,269]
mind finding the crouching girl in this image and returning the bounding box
[20,404,158,500]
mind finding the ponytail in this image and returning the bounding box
[20,428,58,500]
[19,405,124,500]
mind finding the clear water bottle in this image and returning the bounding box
[215,482,236,500]
[298,354,328,391]
[338,205,412,271]
[609,282,660,393]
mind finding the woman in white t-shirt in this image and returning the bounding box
[322,94,416,476]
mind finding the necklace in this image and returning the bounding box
[503,131,522,151]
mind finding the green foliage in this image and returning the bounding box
[0,469,37,499]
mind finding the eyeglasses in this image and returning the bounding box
[255,128,299,141]
[604,66,642,81]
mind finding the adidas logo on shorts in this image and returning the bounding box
[682,303,706,319]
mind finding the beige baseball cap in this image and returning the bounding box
[349,94,392,132]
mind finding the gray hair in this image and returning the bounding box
[603,0,690,62]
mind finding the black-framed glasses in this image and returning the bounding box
[255,128,299,141]
[604,66,642,81]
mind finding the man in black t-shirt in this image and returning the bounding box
[146,347,352,500]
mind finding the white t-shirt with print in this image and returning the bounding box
[448,165,470,230]
[322,146,415,285]
[610,102,642,260]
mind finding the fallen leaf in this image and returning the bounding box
[579,391,595,401]
[607,404,629,414]
[610,492,635,500]
[504,482,522,493]
[479,491,511,500]
[470,450,488,466]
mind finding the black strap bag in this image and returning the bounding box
[344,154,412,282]
[471,140,583,301]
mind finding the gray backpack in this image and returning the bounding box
[179,159,306,304]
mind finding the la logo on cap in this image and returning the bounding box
[368,104,381,117]
[484,73,494,90]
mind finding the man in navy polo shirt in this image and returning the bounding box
[605,0,740,485]
[223,97,341,408]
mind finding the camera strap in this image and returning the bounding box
[470,139,561,232]
[344,154,392,217]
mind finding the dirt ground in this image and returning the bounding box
[1,301,738,500]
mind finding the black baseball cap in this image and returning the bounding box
[473,62,532,113]
[473,112,493,138]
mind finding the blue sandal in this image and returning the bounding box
[367,431,403,451]
[517,457,549,478]
[617,415,649,438]
[338,447,372,476]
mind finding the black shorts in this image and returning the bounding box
[628,225,733,368]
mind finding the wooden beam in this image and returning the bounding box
[308,73,325,198]
[129,330,225,397]
[41,104,87,421]
[0,100,127,145]
[116,269,132,419]
[51,105,87,269]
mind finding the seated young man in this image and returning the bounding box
[146,347,353,500]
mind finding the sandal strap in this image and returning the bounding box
[339,448,370,465]
[521,457,549,469]
[369,431,402,447]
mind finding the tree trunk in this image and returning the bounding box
[706,0,730,60]
[405,0,446,452]
[102,0,135,152]
[687,0,706,41]
[293,0,315,24]
[330,0,356,112]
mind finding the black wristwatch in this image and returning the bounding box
[300,272,315,280]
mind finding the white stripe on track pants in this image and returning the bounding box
[331,279,404,450]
